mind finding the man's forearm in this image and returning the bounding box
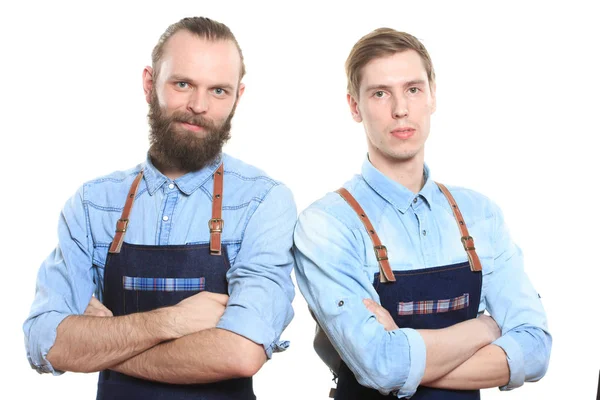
[418,318,497,384]
[47,308,178,373]
[424,344,509,389]
[111,328,267,384]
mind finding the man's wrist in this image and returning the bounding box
[144,306,181,341]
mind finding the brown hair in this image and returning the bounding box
[151,17,245,80]
[345,28,435,98]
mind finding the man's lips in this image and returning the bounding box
[178,121,204,132]
[390,127,415,139]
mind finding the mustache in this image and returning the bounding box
[170,112,218,131]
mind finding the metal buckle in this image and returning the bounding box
[116,219,129,233]
[208,218,224,233]
[374,245,388,261]
[461,236,475,251]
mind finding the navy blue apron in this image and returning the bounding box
[95,165,255,400]
[332,184,483,400]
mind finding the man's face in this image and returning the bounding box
[348,50,436,164]
[145,30,245,171]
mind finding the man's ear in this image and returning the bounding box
[347,93,362,122]
[142,66,154,104]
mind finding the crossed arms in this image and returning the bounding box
[293,206,551,397]
[24,183,297,384]
[47,293,265,383]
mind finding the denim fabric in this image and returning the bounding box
[24,153,297,374]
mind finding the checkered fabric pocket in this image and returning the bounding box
[122,276,206,291]
[398,293,469,315]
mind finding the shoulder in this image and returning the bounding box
[78,163,144,209]
[221,153,292,204]
[437,183,502,222]
[297,174,370,231]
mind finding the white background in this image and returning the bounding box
[2,1,599,399]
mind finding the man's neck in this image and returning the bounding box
[368,152,425,194]
[149,153,189,181]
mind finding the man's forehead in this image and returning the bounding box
[360,50,428,88]
[159,31,241,80]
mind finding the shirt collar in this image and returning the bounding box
[142,153,223,196]
[361,155,436,213]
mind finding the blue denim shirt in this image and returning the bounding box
[293,158,551,398]
[24,153,297,375]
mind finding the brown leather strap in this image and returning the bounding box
[336,188,396,283]
[435,182,482,272]
[209,164,224,255]
[109,171,144,254]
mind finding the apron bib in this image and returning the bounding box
[96,165,255,400]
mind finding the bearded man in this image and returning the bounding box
[23,16,296,400]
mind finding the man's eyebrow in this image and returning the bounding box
[169,74,193,82]
[404,79,427,87]
[364,84,394,92]
[211,83,235,91]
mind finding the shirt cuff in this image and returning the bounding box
[217,305,279,358]
[395,328,426,398]
[493,334,525,390]
[26,311,69,375]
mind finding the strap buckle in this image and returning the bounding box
[461,235,475,251]
[116,219,129,233]
[208,218,224,233]
[374,245,388,261]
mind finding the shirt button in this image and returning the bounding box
[338,300,344,307]
[168,183,175,189]
[422,230,427,236]
[163,216,169,221]
[413,197,418,203]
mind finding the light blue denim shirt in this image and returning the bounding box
[24,153,297,375]
[293,158,551,398]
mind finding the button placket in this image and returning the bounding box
[158,189,179,245]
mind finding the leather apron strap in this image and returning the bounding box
[435,182,482,272]
[335,183,483,280]
[109,163,225,255]
[209,164,225,255]
[336,188,395,283]
[109,171,144,254]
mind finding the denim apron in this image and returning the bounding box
[96,164,255,400]
[333,184,482,400]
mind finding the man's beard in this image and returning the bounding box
[147,92,234,172]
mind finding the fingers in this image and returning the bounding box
[363,299,386,318]
[363,298,399,331]
[202,292,229,305]
[89,296,103,307]
[84,296,113,317]
[363,299,382,313]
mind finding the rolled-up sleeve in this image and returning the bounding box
[23,187,96,375]
[217,184,297,358]
[293,207,426,398]
[486,203,552,390]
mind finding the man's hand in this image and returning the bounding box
[476,314,501,343]
[363,299,399,331]
[170,291,229,337]
[84,296,113,317]
[83,291,228,337]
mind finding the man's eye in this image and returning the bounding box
[177,82,189,89]
[214,88,225,95]
[408,87,420,94]
[374,91,385,98]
